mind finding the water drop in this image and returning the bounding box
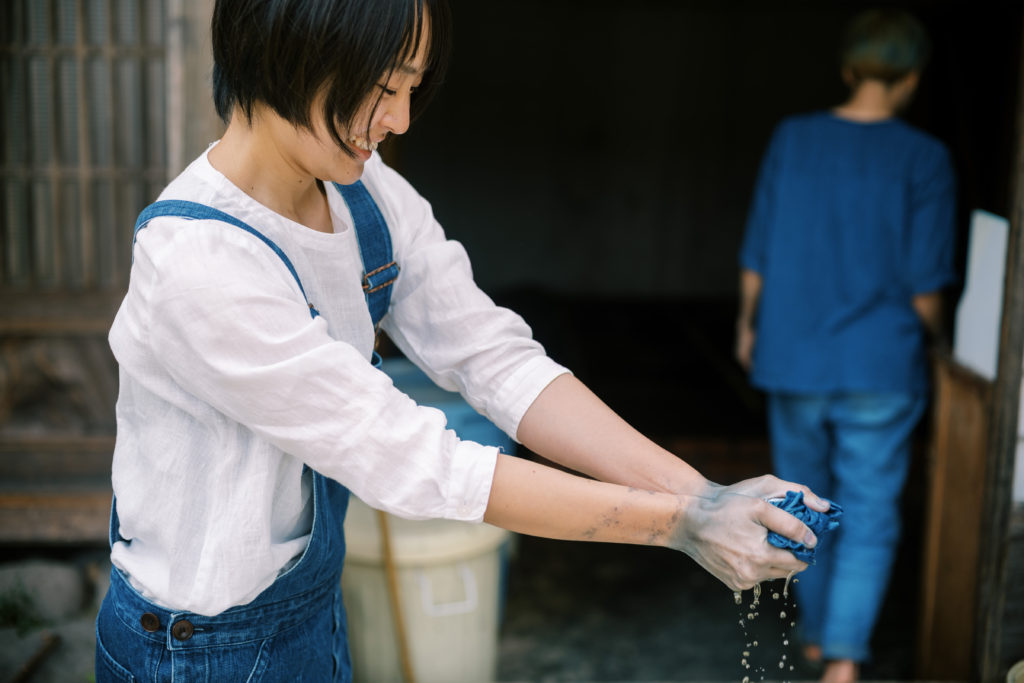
[772,592,780,600]
[734,591,743,605]
[780,610,787,618]
[783,570,796,598]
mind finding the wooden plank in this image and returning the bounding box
[0,290,124,334]
[0,489,111,544]
[0,435,113,544]
[0,435,114,481]
[977,17,1024,683]
[916,355,992,679]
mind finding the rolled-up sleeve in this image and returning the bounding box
[372,164,571,442]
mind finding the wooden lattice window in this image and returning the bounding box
[1,0,167,291]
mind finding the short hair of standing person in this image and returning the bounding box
[211,0,452,154]
[840,8,931,86]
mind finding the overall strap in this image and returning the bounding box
[333,180,399,329]
[133,200,320,319]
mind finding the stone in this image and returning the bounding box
[0,560,85,624]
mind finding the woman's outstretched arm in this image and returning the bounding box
[483,452,820,591]
[492,373,830,590]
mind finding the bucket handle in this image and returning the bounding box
[415,563,478,617]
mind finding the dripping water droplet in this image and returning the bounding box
[783,570,796,598]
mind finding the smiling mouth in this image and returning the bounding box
[348,137,379,153]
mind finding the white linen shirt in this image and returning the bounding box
[108,145,568,615]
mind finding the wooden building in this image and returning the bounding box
[1,1,1021,680]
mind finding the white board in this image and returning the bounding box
[953,209,1009,381]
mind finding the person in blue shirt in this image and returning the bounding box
[736,9,956,683]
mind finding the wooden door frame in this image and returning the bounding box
[975,19,1024,682]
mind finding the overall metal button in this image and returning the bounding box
[139,613,160,632]
[171,619,194,641]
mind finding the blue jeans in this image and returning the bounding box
[768,392,926,662]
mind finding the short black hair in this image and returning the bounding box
[840,9,930,86]
[211,0,451,153]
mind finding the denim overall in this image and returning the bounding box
[96,181,398,682]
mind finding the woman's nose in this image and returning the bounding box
[381,94,411,136]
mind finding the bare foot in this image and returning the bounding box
[803,644,823,663]
[821,659,859,683]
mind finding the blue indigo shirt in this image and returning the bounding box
[739,111,957,394]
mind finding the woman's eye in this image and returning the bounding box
[378,84,398,96]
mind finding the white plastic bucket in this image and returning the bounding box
[341,495,510,683]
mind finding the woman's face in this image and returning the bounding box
[300,25,431,186]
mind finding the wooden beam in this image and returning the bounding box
[0,290,123,335]
[0,436,114,481]
[975,17,1024,682]
[0,490,111,544]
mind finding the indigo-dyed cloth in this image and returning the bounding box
[767,490,842,563]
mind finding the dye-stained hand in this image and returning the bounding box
[667,475,827,591]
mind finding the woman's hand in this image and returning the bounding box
[667,476,827,591]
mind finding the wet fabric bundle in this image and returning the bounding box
[767,490,842,563]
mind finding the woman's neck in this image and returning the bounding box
[208,108,333,233]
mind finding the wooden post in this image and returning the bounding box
[975,20,1024,683]
[917,356,992,679]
